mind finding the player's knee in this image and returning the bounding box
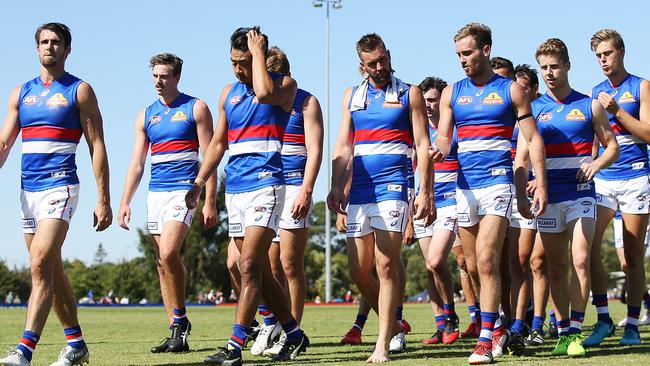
[158,247,180,267]
[239,257,262,281]
[29,256,53,283]
[282,259,303,280]
[375,256,398,280]
[476,254,497,277]
[428,255,447,272]
[529,255,545,274]
[572,251,590,274]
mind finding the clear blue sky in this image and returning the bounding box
[1,0,649,267]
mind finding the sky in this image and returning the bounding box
[1,0,649,267]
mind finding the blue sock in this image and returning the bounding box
[558,319,570,337]
[549,310,557,324]
[435,315,446,330]
[569,311,585,334]
[282,319,302,342]
[16,330,40,362]
[251,318,260,328]
[353,313,367,332]
[258,304,278,326]
[173,307,188,328]
[625,306,641,333]
[468,304,477,323]
[226,324,250,355]
[64,325,86,349]
[443,303,456,317]
[592,294,612,324]
[395,305,403,321]
[478,311,498,343]
[532,316,544,331]
[511,319,524,336]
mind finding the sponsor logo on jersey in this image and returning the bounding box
[491,168,506,176]
[346,223,361,233]
[46,93,69,107]
[618,91,636,104]
[230,95,242,105]
[482,92,504,105]
[147,222,158,231]
[171,111,188,122]
[539,112,553,122]
[387,184,403,192]
[258,172,273,179]
[229,223,242,233]
[22,218,35,229]
[150,115,162,124]
[382,101,404,109]
[632,162,645,170]
[22,95,39,105]
[457,212,470,222]
[51,170,67,178]
[566,109,587,121]
[457,96,473,105]
[537,218,556,228]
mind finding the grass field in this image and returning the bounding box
[1,302,649,365]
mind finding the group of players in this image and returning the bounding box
[0,19,648,366]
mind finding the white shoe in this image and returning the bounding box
[250,323,281,356]
[618,316,628,327]
[262,332,286,357]
[0,350,30,366]
[640,308,650,325]
[388,331,406,353]
[49,346,89,366]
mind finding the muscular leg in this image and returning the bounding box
[509,226,535,328]
[278,228,308,324]
[500,233,512,325]
[474,215,508,316]
[427,229,456,307]
[453,244,478,306]
[459,225,481,298]
[418,237,444,316]
[153,221,190,325]
[589,206,615,309]
[269,241,288,291]
[539,230,570,326]
[567,217,596,330]
[620,213,649,316]
[529,234,550,328]
[227,239,242,297]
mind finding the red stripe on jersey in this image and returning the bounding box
[22,126,82,141]
[151,140,199,154]
[457,125,514,139]
[283,133,305,144]
[545,141,593,156]
[435,160,459,171]
[610,122,629,135]
[511,148,517,159]
[228,125,285,142]
[353,129,414,144]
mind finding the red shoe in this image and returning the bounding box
[401,319,412,334]
[443,316,460,344]
[491,326,508,359]
[422,329,443,345]
[340,327,362,345]
[468,342,494,365]
[461,321,480,338]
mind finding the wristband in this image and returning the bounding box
[194,176,207,187]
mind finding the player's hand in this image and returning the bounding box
[327,187,347,215]
[414,192,434,226]
[185,184,203,210]
[336,213,347,233]
[577,161,600,182]
[291,188,312,220]
[117,203,131,230]
[597,91,620,115]
[429,144,446,162]
[202,201,218,229]
[94,200,113,232]
[531,182,548,217]
[247,29,267,57]
[526,179,537,197]
[402,219,415,246]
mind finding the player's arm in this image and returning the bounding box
[327,87,354,215]
[186,85,231,209]
[432,85,454,161]
[513,129,535,219]
[194,99,218,229]
[293,95,324,219]
[597,80,650,143]
[78,82,113,232]
[117,111,149,230]
[580,101,619,181]
[409,85,434,225]
[0,85,21,169]
[511,81,547,216]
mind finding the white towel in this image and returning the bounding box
[349,73,409,112]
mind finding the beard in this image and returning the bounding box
[40,56,58,67]
[369,70,390,85]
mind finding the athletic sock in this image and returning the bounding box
[511,319,524,336]
[16,330,39,362]
[468,304,478,323]
[532,315,545,332]
[173,306,189,328]
[569,311,585,335]
[478,311,498,343]
[395,305,404,322]
[558,319,570,337]
[64,325,86,349]
[251,318,260,328]
[592,293,612,324]
[549,310,557,325]
[258,304,278,326]
[625,306,641,333]
[643,292,650,311]
[353,313,367,333]
[282,319,302,343]
[443,303,456,318]
[436,315,446,331]
[226,324,250,356]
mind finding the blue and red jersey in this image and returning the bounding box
[533,90,595,203]
[224,74,290,193]
[451,75,515,190]
[18,73,83,192]
[593,74,648,180]
[430,124,458,208]
[144,93,199,191]
[281,89,311,186]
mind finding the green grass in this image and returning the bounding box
[1,302,649,365]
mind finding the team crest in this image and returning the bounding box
[230,95,242,105]
[22,95,38,105]
[539,112,553,122]
[171,111,188,122]
[46,93,68,107]
[457,96,472,105]
[618,91,636,104]
[566,109,587,121]
[482,92,504,105]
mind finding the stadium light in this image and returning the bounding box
[312,0,342,303]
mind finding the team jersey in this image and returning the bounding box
[281,89,310,186]
[451,75,515,190]
[430,124,458,208]
[224,74,289,194]
[18,73,83,192]
[144,93,199,191]
[593,74,648,180]
[349,82,413,204]
[532,90,595,203]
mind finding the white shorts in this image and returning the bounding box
[226,185,284,238]
[346,200,408,238]
[613,215,650,249]
[456,184,513,227]
[510,196,536,230]
[21,184,80,234]
[414,205,458,239]
[595,175,650,214]
[147,190,196,235]
[536,197,596,233]
[272,184,311,243]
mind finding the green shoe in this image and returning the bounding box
[567,334,586,357]
[551,335,571,356]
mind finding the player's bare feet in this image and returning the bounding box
[366,349,390,363]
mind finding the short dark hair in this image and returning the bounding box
[266,46,290,75]
[356,33,386,57]
[35,22,72,48]
[514,64,539,89]
[230,26,268,54]
[419,77,447,94]
[490,56,514,75]
[149,53,183,77]
[454,22,492,48]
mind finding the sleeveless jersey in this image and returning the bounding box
[349,82,413,204]
[281,89,311,186]
[144,93,198,191]
[593,74,649,180]
[532,90,595,203]
[430,125,458,208]
[18,73,83,191]
[451,75,515,190]
[224,74,289,193]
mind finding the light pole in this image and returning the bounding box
[312,0,341,303]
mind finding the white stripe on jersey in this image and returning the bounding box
[281,144,307,156]
[151,151,198,164]
[229,140,282,156]
[353,142,410,156]
[546,156,593,170]
[434,172,458,182]
[616,134,643,146]
[22,141,77,154]
[457,139,510,153]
